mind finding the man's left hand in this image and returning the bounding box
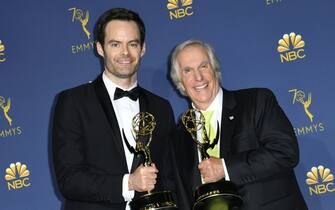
[198,157,225,183]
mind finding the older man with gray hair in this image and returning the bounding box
[170,39,308,210]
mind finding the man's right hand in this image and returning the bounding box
[128,163,158,192]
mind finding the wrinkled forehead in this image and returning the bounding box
[177,44,209,68]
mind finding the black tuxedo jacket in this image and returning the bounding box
[173,88,308,210]
[52,75,176,210]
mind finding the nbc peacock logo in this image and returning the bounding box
[5,162,31,191]
[167,0,193,20]
[277,32,306,63]
[0,40,6,63]
[306,165,334,196]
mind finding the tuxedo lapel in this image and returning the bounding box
[139,87,148,113]
[130,87,147,173]
[93,75,127,163]
[220,89,237,159]
[189,130,202,191]
[183,106,203,190]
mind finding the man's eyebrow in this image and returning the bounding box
[107,39,140,44]
[198,61,209,68]
[107,39,120,44]
[128,39,140,43]
[182,66,192,71]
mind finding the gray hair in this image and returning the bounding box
[169,39,222,96]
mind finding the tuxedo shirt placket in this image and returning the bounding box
[102,73,139,210]
[193,88,231,182]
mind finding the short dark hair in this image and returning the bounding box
[95,8,145,47]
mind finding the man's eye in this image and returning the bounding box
[111,43,120,47]
[200,64,208,70]
[130,43,139,48]
[183,68,191,73]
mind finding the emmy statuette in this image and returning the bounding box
[122,112,177,210]
[182,109,242,210]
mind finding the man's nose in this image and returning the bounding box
[122,45,129,55]
[194,69,203,81]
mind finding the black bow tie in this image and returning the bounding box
[114,87,140,101]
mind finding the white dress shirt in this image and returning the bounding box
[192,88,230,182]
[102,72,139,210]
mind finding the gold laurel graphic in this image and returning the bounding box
[5,162,30,181]
[167,0,179,9]
[306,165,334,185]
[277,32,305,52]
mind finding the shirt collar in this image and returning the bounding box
[102,71,138,99]
[192,88,223,112]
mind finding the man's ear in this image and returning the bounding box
[96,42,104,57]
[140,42,146,57]
[180,82,185,92]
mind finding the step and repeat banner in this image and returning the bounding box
[1,0,334,209]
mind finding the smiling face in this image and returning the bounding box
[177,44,220,110]
[96,20,145,87]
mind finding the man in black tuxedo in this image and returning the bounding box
[169,39,308,210]
[52,8,176,210]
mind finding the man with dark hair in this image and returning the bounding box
[95,8,145,47]
[169,39,308,210]
[52,8,176,210]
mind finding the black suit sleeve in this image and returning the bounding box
[226,88,299,185]
[52,91,125,204]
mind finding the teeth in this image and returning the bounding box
[121,60,130,62]
[118,60,131,64]
[194,84,207,91]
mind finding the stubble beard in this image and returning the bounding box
[106,63,139,80]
